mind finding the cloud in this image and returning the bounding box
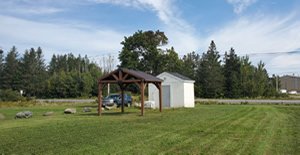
[16,7,63,14]
[227,0,257,14]
[0,15,126,59]
[267,53,300,75]
[206,13,300,54]
[204,12,300,74]
[0,0,201,61]
[90,0,201,54]
[0,1,64,15]
[91,0,176,25]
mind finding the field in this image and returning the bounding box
[0,103,299,154]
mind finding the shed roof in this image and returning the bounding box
[125,69,163,82]
[166,72,193,81]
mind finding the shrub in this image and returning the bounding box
[0,89,26,102]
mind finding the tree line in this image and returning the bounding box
[0,47,103,99]
[119,30,280,98]
[0,30,280,99]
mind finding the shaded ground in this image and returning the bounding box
[0,104,299,154]
[196,98,300,104]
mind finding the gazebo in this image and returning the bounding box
[98,68,163,116]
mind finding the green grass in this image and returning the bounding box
[0,104,299,154]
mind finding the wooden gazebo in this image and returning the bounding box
[98,68,163,116]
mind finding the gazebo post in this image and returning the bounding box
[98,83,102,116]
[140,82,145,116]
[159,83,162,112]
[121,87,125,113]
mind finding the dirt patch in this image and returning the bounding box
[0,113,5,120]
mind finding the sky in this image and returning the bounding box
[0,0,300,76]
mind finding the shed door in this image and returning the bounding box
[162,85,170,107]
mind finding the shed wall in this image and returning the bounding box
[183,83,195,107]
[149,73,192,108]
[148,83,159,108]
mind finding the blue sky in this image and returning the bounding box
[0,0,300,76]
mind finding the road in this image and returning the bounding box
[37,98,300,104]
[196,98,300,104]
[36,99,95,103]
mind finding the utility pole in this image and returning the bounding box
[276,75,279,92]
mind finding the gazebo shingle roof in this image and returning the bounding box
[99,68,163,83]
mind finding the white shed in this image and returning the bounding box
[148,72,195,108]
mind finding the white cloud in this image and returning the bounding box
[206,13,300,54]
[227,0,257,14]
[91,0,174,24]
[17,7,64,14]
[0,0,201,62]
[0,15,126,59]
[269,54,300,69]
[0,1,64,15]
[205,13,300,74]
[90,0,201,54]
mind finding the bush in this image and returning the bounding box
[0,89,25,102]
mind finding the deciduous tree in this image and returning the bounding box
[119,30,168,75]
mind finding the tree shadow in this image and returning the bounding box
[78,111,135,116]
[77,105,98,108]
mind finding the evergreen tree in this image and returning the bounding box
[264,74,278,97]
[21,47,47,97]
[48,54,57,74]
[163,47,182,72]
[240,56,256,97]
[0,49,4,88]
[197,41,224,98]
[181,51,201,97]
[1,46,22,90]
[21,48,35,96]
[253,61,269,97]
[223,48,241,98]
[181,51,200,80]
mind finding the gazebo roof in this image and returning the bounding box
[97,68,163,116]
[99,68,163,83]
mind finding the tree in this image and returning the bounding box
[45,53,103,98]
[264,74,278,97]
[253,61,268,97]
[35,47,48,97]
[48,54,57,74]
[21,47,47,97]
[240,56,256,97]
[223,48,241,98]
[180,51,201,97]
[162,47,182,72]
[88,63,103,96]
[197,41,224,98]
[181,51,200,80]
[1,46,22,90]
[0,49,4,88]
[119,30,168,75]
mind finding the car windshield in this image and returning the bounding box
[105,95,119,99]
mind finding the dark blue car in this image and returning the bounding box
[116,94,132,107]
[102,94,132,107]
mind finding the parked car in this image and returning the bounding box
[116,94,132,107]
[102,94,132,107]
[102,94,120,107]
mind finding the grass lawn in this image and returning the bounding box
[0,103,299,154]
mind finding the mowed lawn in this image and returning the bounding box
[0,104,299,154]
